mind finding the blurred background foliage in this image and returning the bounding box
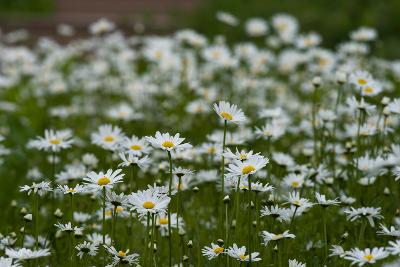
[186,0,400,58]
[1,0,400,56]
[0,0,53,15]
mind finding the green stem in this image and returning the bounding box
[167,151,173,267]
[35,194,39,249]
[248,175,252,265]
[235,176,242,240]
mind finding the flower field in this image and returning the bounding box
[0,13,400,267]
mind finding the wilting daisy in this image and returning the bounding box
[330,245,347,258]
[315,192,341,207]
[261,230,295,246]
[83,169,124,192]
[146,132,192,152]
[285,191,314,209]
[129,188,170,217]
[104,245,140,266]
[55,222,83,233]
[344,247,388,266]
[5,248,50,261]
[28,129,73,152]
[118,153,150,169]
[260,205,290,222]
[20,181,52,196]
[377,224,400,237]
[225,155,269,177]
[91,124,124,151]
[75,241,98,259]
[226,244,261,262]
[387,240,400,255]
[202,243,225,260]
[213,101,246,124]
[344,207,383,227]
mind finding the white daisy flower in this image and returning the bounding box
[75,241,98,259]
[20,181,52,196]
[261,230,295,246]
[28,129,73,152]
[118,153,150,169]
[344,247,388,266]
[120,136,150,156]
[129,188,170,217]
[225,155,269,177]
[226,243,261,262]
[289,259,306,267]
[83,169,124,192]
[104,245,140,266]
[91,124,124,151]
[315,192,341,207]
[5,248,50,260]
[387,240,400,256]
[57,184,85,195]
[213,101,246,124]
[344,207,383,227]
[145,132,192,152]
[202,243,225,260]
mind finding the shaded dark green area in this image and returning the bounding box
[0,0,53,15]
[186,0,400,58]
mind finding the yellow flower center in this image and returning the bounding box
[50,139,60,145]
[220,112,233,121]
[118,251,126,258]
[130,145,142,151]
[97,176,110,186]
[116,206,124,213]
[67,188,77,193]
[105,210,112,216]
[242,165,256,174]
[291,181,300,188]
[274,234,283,240]
[159,218,168,225]
[358,79,367,85]
[293,200,301,206]
[162,141,174,148]
[213,247,224,254]
[363,87,374,94]
[143,201,155,209]
[239,154,247,160]
[363,254,374,262]
[239,254,249,261]
[103,135,114,142]
[207,147,216,154]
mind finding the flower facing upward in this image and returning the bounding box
[289,259,306,267]
[129,188,170,217]
[226,155,269,178]
[28,129,73,152]
[91,124,124,151]
[83,169,124,192]
[145,132,192,152]
[213,101,246,124]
